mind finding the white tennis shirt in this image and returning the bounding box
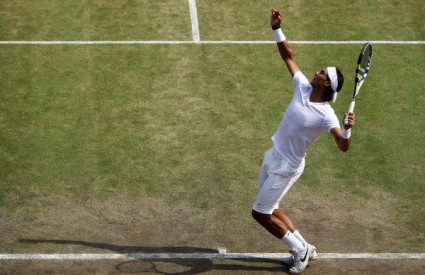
[272,71,340,165]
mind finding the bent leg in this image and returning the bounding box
[272,209,295,232]
[251,209,289,239]
[272,209,309,246]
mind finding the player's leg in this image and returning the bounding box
[272,210,316,252]
[251,209,289,238]
[272,209,317,266]
[252,153,306,250]
[272,209,295,231]
[257,148,274,191]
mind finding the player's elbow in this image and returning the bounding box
[339,142,350,152]
[340,146,349,153]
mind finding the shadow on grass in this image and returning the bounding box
[19,239,290,274]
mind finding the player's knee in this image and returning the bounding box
[251,209,260,221]
[251,209,270,223]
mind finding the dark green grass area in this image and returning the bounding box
[0,45,273,210]
[1,45,423,233]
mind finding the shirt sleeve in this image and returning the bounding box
[293,71,308,86]
[293,71,309,95]
[323,111,340,132]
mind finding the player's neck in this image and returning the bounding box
[310,89,327,103]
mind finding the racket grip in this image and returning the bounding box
[344,100,355,125]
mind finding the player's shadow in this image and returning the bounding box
[19,239,290,274]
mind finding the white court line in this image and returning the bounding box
[0,40,424,45]
[1,253,425,260]
[188,0,200,43]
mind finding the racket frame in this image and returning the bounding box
[344,42,373,124]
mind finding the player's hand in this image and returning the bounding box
[343,112,355,129]
[271,8,282,29]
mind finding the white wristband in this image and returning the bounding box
[341,128,351,139]
[273,28,286,43]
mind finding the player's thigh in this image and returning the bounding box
[253,173,291,214]
[258,148,274,190]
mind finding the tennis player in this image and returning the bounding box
[251,8,355,274]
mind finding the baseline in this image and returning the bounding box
[1,253,425,260]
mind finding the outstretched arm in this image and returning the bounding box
[271,8,300,77]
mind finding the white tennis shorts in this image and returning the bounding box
[252,147,305,214]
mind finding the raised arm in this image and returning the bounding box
[271,8,300,77]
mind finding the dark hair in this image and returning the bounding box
[325,67,344,102]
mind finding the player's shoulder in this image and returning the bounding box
[294,71,308,84]
[293,70,304,79]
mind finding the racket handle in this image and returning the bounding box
[344,100,355,125]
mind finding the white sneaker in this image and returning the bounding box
[282,244,317,266]
[289,245,310,274]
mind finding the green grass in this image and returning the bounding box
[0,0,424,252]
[0,0,192,40]
[198,0,425,41]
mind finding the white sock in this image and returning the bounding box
[293,230,308,246]
[282,231,305,252]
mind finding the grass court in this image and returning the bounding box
[0,0,424,274]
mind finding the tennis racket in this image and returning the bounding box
[344,42,373,125]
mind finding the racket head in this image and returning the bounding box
[353,42,373,97]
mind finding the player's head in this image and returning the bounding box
[325,67,344,102]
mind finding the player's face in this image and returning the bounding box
[311,68,331,88]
